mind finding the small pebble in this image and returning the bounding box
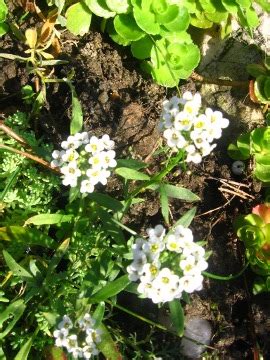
[181,317,212,359]
[231,160,245,175]
[98,91,109,104]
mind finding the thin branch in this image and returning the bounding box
[191,71,249,88]
[0,143,61,174]
[0,121,30,148]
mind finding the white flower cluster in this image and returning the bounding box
[159,92,229,163]
[51,132,116,193]
[53,314,102,359]
[127,224,208,304]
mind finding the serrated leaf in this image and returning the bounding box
[115,167,150,180]
[66,2,92,36]
[114,14,145,41]
[168,300,184,336]
[162,184,200,202]
[24,213,74,226]
[85,0,115,18]
[90,275,130,302]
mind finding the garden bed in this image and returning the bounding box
[1,14,270,360]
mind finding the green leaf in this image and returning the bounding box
[24,213,74,226]
[245,6,259,28]
[15,333,36,360]
[0,226,56,249]
[66,1,92,36]
[93,302,105,328]
[0,300,26,340]
[98,323,123,360]
[236,133,251,158]
[106,19,131,46]
[89,193,124,211]
[173,207,196,228]
[0,22,8,36]
[159,185,169,224]
[105,0,130,13]
[131,36,153,59]
[168,300,185,336]
[0,0,7,22]
[264,78,270,100]
[162,6,190,32]
[97,207,125,244]
[162,184,200,202]
[3,251,33,281]
[45,239,70,282]
[115,167,150,180]
[133,4,160,34]
[227,143,248,160]
[114,14,145,41]
[254,162,270,182]
[116,158,147,170]
[90,275,130,302]
[246,64,267,77]
[255,0,270,12]
[85,0,116,18]
[67,82,83,135]
[43,346,67,360]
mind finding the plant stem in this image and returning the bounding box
[203,261,249,281]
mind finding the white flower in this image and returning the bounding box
[88,153,105,169]
[179,274,204,293]
[174,111,193,131]
[179,255,200,276]
[163,128,187,149]
[200,142,216,157]
[101,150,117,169]
[205,108,229,129]
[58,315,73,330]
[85,136,104,154]
[159,112,173,130]
[137,278,157,300]
[132,238,148,253]
[152,268,181,302]
[85,328,102,344]
[80,179,95,194]
[78,313,95,331]
[54,328,68,347]
[65,334,78,352]
[61,161,81,178]
[61,135,81,150]
[86,168,110,185]
[190,130,209,149]
[174,225,193,243]
[162,96,180,115]
[61,149,79,163]
[74,131,89,144]
[142,262,160,280]
[146,224,166,241]
[166,234,182,253]
[101,134,115,150]
[51,150,65,168]
[142,239,165,261]
[185,144,202,164]
[193,114,210,131]
[83,344,99,358]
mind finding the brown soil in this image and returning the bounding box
[1,27,270,360]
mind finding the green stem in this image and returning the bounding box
[203,262,249,281]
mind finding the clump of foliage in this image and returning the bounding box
[228,126,270,182]
[235,203,270,294]
[0,112,60,224]
[0,0,8,36]
[247,56,270,106]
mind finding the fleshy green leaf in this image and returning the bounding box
[85,0,116,18]
[90,275,130,302]
[115,167,150,180]
[24,214,74,226]
[0,0,7,22]
[66,2,92,36]
[168,300,185,336]
[133,4,160,34]
[114,14,145,41]
[105,0,130,13]
[131,36,153,59]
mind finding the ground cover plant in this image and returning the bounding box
[1,0,270,359]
